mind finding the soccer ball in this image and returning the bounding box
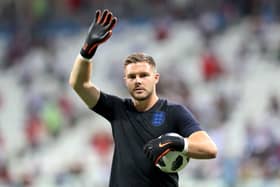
[156,151,190,173]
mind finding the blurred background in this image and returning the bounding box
[0,0,280,186]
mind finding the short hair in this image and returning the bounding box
[124,52,156,69]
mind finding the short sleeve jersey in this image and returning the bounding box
[91,92,202,187]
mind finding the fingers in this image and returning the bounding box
[143,144,152,154]
[107,17,117,30]
[95,9,109,24]
[102,11,117,31]
[99,9,109,24]
[154,148,170,165]
[95,9,117,28]
[103,12,112,26]
[144,142,170,165]
[143,144,153,160]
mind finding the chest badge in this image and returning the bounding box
[151,111,166,127]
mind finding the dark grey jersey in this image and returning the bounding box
[91,92,202,187]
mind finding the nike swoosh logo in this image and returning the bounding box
[159,142,172,148]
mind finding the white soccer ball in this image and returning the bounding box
[156,150,190,173]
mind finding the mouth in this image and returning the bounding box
[134,87,145,92]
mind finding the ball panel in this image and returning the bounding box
[156,151,189,173]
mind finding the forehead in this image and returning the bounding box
[124,61,154,74]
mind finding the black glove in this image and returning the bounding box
[80,9,117,59]
[143,133,185,165]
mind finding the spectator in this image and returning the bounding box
[200,48,224,82]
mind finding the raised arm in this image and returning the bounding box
[69,9,117,108]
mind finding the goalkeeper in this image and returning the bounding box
[69,9,218,187]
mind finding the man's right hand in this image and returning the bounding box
[80,9,117,60]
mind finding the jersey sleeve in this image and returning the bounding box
[90,92,122,121]
[172,105,202,137]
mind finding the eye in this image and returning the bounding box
[140,73,149,78]
[127,74,136,79]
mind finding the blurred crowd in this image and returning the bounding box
[0,0,280,66]
[2,0,280,69]
[0,0,280,187]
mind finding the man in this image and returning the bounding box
[69,9,218,187]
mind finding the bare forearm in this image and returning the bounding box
[69,56,100,108]
[69,56,93,89]
[185,131,218,159]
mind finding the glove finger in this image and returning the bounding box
[154,148,171,165]
[99,9,109,24]
[106,17,117,30]
[103,12,112,26]
[143,144,151,154]
[94,10,101,24]
[88,10,101,33]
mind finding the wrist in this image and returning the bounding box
[78,53,93,62]
[80,44,97,60]
[182,138,189,154]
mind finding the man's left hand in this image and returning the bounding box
[143,133,185,165]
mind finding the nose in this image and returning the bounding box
[135,76,142,84]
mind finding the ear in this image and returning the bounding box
[154,73,160,84]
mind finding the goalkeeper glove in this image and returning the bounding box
[80,9,117,60]
[143,133,188,165]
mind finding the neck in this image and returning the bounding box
[133,94,159,112]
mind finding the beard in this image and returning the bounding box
[130,89,152,101]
